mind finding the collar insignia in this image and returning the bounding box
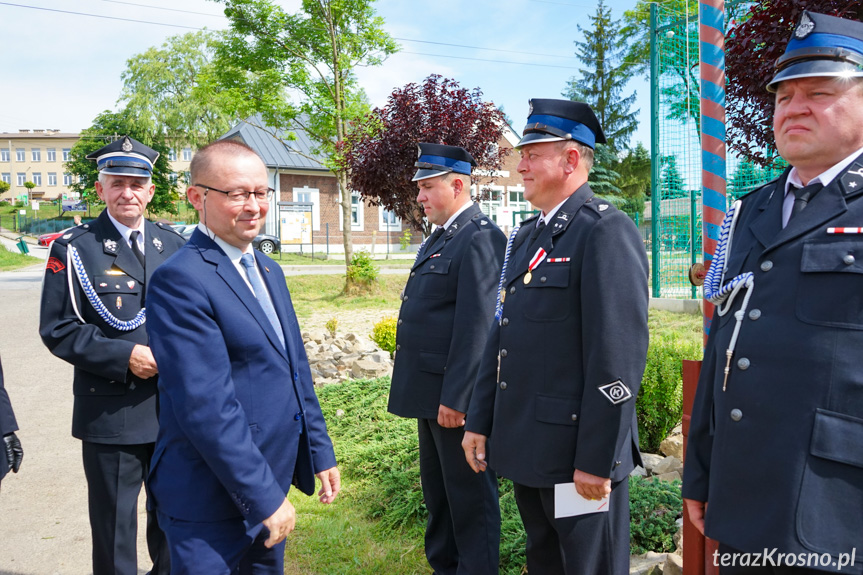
[104,239,118,253]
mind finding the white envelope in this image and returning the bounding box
[554,482,610,518]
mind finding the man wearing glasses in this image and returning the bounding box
[145,140,339,574]
[39,135,184,575]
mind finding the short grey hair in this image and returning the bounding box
[560,140,595,173]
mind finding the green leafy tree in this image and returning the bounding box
[0,180,9,196]
[564,0,638,153]
[209,0,398,270]
[615,142,650,218]
[64,110,180,216]
[589,144,623,196]
[119,31,236,149]
[660,154,686,199]
[23,182,36,198]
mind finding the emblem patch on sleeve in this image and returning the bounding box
[46,257,65,273]
[598,380,633,405]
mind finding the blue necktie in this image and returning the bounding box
[240,253,285,349]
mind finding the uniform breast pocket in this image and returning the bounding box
[797,240,863,329]
[93,275,141,321]
[419,258,452,299]
[523,264,571,321]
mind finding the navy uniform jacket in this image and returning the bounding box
[466,184,649,487]
[146,229,337,526]
[388,203,506,419]
[39,211,185,444]
[0,357,19,482]
[683,157,863,573]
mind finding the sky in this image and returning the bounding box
[0,0,652,148]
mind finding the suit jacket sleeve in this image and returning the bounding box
[39,238,136,383]
[147,264,287,525]
[465,320,502,436]
[440,230,506,413]
[0,357,18,437]
[574,212,650,478]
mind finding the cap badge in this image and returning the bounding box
[795,12,815,39]
[121,137,133,152]
[528,99,534,115]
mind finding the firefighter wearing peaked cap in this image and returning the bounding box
[683,11,863,574]
[389,142,506,574]
[462,99,649,575]
[39,135,185,575]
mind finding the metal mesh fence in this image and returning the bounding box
[650,2,787,298]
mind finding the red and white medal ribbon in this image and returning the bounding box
[524,247,547,284]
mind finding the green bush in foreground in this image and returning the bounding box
[318,377,683,573]
[636,332,701,453]
[346,250,379,291]
[370,317,398,357]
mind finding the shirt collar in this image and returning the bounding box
[106,211,145,246]
[440,201,473,232]
[785,145,863,196]
[541,197,569,225]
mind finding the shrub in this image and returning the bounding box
[637,332,701,453]
[399,229,412,251]
[370,316,397,357]
[325,317,338,338]
[346,250,379,292]
[629,475,683,554]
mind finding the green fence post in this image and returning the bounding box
[650,2,661,298]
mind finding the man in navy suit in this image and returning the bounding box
[388,143,505,574]
[684,12,863,574]
[463,99,649,575]
[146,140,339,574]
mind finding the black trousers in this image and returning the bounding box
[418,418,500,575]
[82,441,169,575]
[718,544,847,574]
[513,478,630,575]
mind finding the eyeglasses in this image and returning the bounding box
[195,183,275,203]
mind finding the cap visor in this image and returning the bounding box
[99,167,152,178]
[412,168,450,182]
[516,132,565,148]
[767,60,863,91]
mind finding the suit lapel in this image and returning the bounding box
[412,203,481,270]
[258,254,295,365]
[97,211,144,283]
[748,175,786,250]
[192,230,289,360]
[143,221,170,286]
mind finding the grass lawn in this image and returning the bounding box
[0,245,42,271]
[285,274,407,319]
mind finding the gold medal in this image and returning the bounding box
[524,271,532,284]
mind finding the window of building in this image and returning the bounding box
[476,185,503,224]
[182,147,192,161]
[350,191,364,231]
[1,173,10,184]
[63,173,73,186]
[32,149,41,162]
[32,172,42,186]
[293,187,320,230]
[169,149,177,162]
[48,173,57,186]
[169,172,179,184]
[1,149,9,162]
[16,149,25,162]
[17,173,26,186]
[183,171,191,185]
[379,208,401,232]
[47,148,56,162]
[62,148,71,161]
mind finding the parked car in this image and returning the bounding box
[38,228,73,247]
[172,224,280,255]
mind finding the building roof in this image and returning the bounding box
[1,130,79,140]
[220,115,329,172]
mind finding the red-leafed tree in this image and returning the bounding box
[339,75,510,235]
[727,0,863,166]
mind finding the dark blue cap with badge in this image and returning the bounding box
[412,143,477,182]
[85,135,159,178]
[517,98,607,149]
[768,11,863,92]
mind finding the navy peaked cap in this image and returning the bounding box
[768,11,863,91]
[85,135,159,177]
[517,99,607,149]
[412,143,477,182]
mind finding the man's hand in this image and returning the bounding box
[262,498,296,549]
[3,433,22,473]
[573,469,611,500]
[129,345,158,379]
[684,498,706,536]
[316,466,341,504]
[462,431,488,473]
[437,405,466,428]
